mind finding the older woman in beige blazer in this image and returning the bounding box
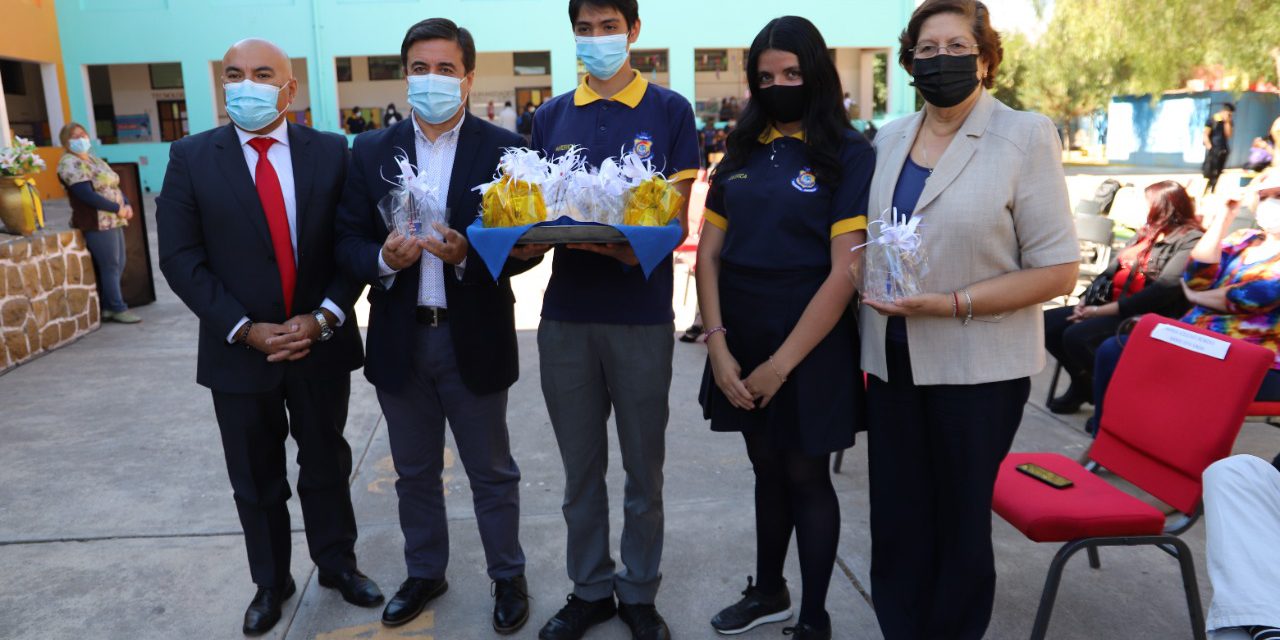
[857,1,1079,639]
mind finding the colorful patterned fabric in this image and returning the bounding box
[1183,229,1280,368]
[57,153,127,231]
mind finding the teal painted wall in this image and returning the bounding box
[56,0,917,191]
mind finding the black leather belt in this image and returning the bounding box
[415,306,448,327]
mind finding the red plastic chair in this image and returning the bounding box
[993,315,1274,640]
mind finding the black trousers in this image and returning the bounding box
[1203,146,1229,191]
[867,340,1030,640]
[1043,306,1124,388]
[211,369,358,587]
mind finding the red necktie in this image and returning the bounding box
[248,137,296,317]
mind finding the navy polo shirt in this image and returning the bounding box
[704,128,873,270]
[531,70,701,325]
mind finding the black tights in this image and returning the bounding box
[744,430,840,628]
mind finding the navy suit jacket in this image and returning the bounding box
[335,114,538,395]
[158,122,363,393]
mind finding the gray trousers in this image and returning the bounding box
[376,322,525,580]
[538,320,674,604]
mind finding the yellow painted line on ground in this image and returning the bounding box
[314,610,434,639]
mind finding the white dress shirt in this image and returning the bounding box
[377,114,466,308]
[226,120,345,342]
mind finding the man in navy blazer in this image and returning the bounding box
[158,39,382,637]
[334,18,542,634]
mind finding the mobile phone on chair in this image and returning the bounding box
[1016,463,1074,489]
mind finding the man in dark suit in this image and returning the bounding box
[158,38,382,637]
[334,18,542,634]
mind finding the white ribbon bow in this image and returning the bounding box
[852,207,923,253]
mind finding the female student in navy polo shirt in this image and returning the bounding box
[695,16,874,640]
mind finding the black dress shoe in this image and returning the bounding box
[782,622,832,640]
[243,577,296,636]
[382,577,448,627]
[1047,383,1092,414]
[679,324,703,343]
[538,594,616,640]
[319,569,384,607]
[492,575,530,634]
[618,603,671,640]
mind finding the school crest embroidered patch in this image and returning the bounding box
[633,132,654,160]
[792,168,818,193]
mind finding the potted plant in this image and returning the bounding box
[0,136,47,236]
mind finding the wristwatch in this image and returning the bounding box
[312,310,334,342]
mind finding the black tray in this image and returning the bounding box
[515,225,627,245]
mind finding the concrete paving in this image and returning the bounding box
[2,195,1278,639]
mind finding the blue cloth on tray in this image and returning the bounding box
[467,215,683,281]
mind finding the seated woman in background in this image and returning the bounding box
[1087,174,1280,436]
[1044,181,1203,414]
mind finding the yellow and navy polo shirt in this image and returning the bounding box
[705,127,873,270]
[531,70,701,325]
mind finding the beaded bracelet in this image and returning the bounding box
[703,326,727,340]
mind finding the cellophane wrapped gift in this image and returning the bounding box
[479,175,547,227]
[475,148,553,228]
[378,153,445,240]
[859,207,929,303]
[624,176,684,226]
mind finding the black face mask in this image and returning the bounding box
[911,54,980,108]
[755,84,807,125]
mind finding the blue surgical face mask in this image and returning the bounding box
[407,74,464,124]
[224,79,287,132]
[68,137,92,155]
[575,33,629,80]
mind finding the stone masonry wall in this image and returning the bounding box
[0,230,100,372]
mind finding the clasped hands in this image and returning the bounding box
[243,310,335,362]
[707,337,788,411]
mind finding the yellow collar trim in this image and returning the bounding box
[758,127,805,143]
[574,70,648,108]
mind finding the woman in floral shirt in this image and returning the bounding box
[56,122,140,323]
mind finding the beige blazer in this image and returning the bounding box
[860,90,1079,385]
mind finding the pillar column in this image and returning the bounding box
[858,50,877,121]
[551,42,579,97]
[667,45,695,106]
[0,65,10,145]
[40,64,65,141]
[181,58,216,135]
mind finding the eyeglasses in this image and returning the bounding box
[909,42,979,59]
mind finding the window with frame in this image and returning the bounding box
[695,49,728,72]
[149,63,183,89]
[0,60,25,95]
[513,51,551,76]
[630,50,668,73]
[367,56,403,81]
[336,57,352,82]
